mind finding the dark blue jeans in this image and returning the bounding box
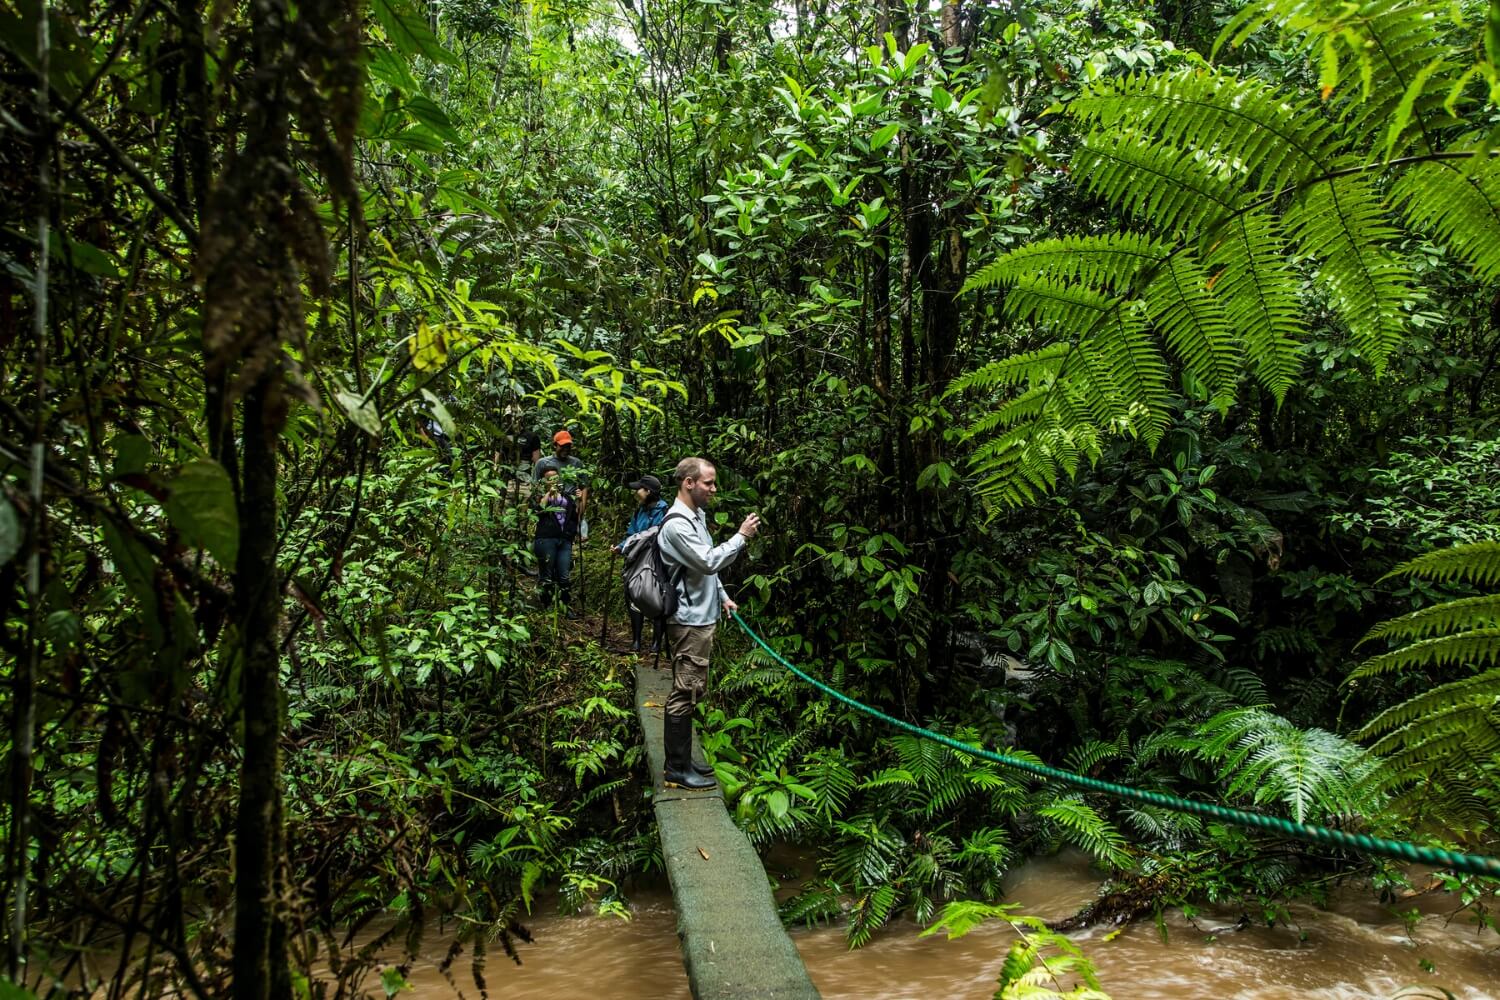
[533,536,573,604]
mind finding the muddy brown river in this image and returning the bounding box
[366,852,1498,999]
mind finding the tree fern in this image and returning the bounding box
[1204,211,1305,398]
[1382,540,1500,587]
[1349,543,1500,831]
[956,4,1500,510]
[1193,708,1381,823]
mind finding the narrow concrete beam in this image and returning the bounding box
[636,665,821,1000]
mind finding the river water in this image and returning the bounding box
[382,852,1498,999]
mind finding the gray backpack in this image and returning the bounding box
[620,512,690,621]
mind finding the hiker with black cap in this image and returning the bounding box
[615,474,669,651]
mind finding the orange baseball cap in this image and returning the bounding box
[553,429,573,446]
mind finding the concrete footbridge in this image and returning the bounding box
[634,664,822,999]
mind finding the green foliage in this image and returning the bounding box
[1192,708,1381,823]
[1351,542,1500,835]
[923,902,1111,999]
[957,2,1500,509]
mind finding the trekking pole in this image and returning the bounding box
[599,550,619,646]
[576,536,587,615]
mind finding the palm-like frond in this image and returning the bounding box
[958,6,1499,510]
[1194,708,1380,822]
[1382,540,1500,587]
[1205,210,1305,398]
[1358,594,1500,646]
[1349,544,1500,827]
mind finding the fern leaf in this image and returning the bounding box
[1394,154,1500,283]
[1085,308,1171,444]
[946,344,1070,397]
[1382,540,1500,587]
[1358,594,1500,647]
[1072,71,1336,197]
[1204,210,1305,400]
[1284,173,1410,372]
[1034,797,1131,867]
[962,233,1166,296]
[1357,668,1500,739]
[1348,627,1500,678]
[1072,131,1244,235]
[1144,253,1240,408]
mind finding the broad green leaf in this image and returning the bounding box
[421,388,456,437]
[870,122,900,150]
[370,0,457,65]
[365,44,419,93]
[405,95,461,144]
[336,390,382,436]
[0,495,20,566]
[903,42,930,73]
[101,518,158,622]
[111,433,152,478]
[164,460,240,567]
[766,789,789,819]
[389,125,445,152]
[49,232,122,277]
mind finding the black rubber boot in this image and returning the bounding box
[663,714,716,790]
[629,609,645,651]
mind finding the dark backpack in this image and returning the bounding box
[620,512,690,621]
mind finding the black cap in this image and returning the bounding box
[628,474,662,493]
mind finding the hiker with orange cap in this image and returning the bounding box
[532,428,591,616]
[532,428,590,527]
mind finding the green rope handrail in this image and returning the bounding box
[730,612,1500,880]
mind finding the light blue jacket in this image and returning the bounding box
[657,498,746,626]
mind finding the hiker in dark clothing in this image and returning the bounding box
[615,474,669,652]
[532,468,579,614]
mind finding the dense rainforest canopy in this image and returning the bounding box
[2,0,1499,996]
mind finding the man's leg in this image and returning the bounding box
[662,623,716,789]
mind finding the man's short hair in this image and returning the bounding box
[675,457,714,484]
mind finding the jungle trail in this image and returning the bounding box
[4,0,1500,998]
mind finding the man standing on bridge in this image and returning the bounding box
[657,457,760,790]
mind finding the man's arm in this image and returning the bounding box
[660,517,745,576]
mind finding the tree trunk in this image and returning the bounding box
[232,375,288,1000]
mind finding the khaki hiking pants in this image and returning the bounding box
[665,622,715,718]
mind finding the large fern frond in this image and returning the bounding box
[1284,173,1409,370]
[1358,594,1500,647]
[1381,540,1500,587]
[1349,542,1500,827]
[1194,708,1381,822]
[1204,210,1305,398]
[1072,71,1337,197]
[1393,152,1500,283]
